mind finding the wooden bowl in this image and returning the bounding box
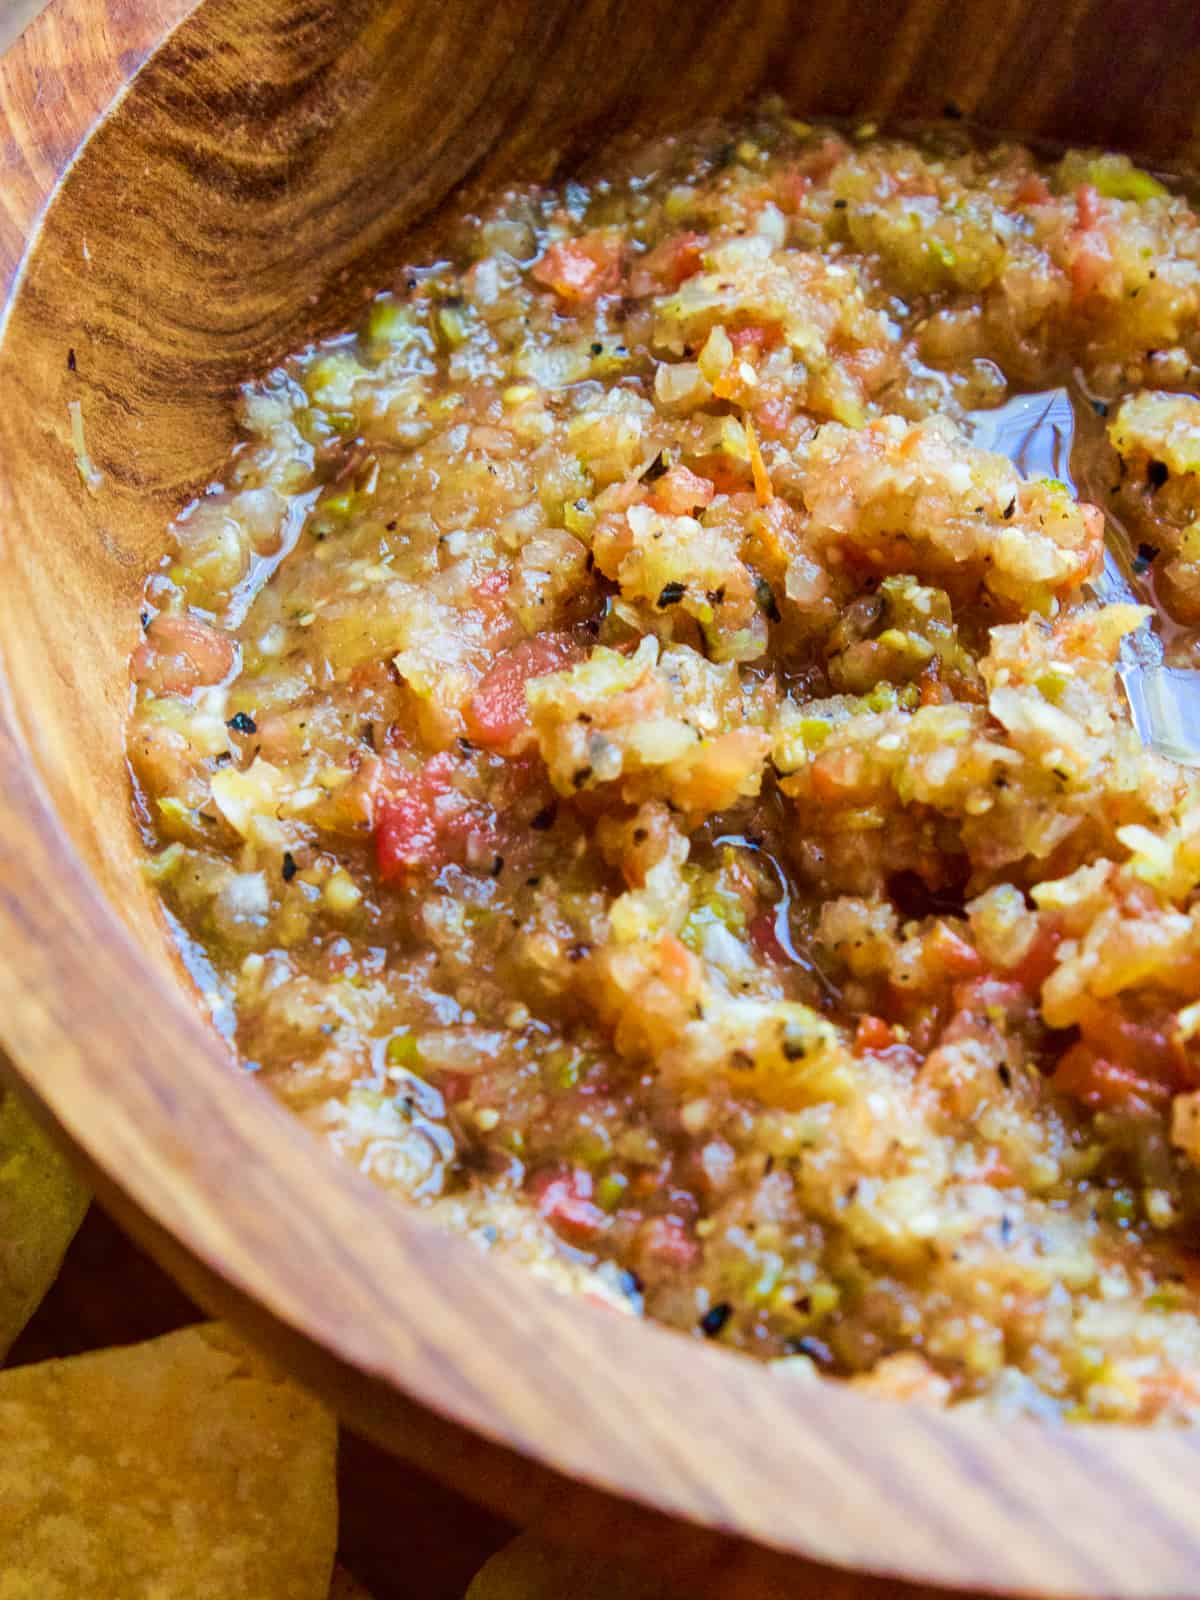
[4,2,1200,1593]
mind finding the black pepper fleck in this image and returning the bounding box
[657,581,686,609]
[530,804,557,830]
[282,852,297,882]
[755,576,781,622]
[227,712,257,735]
[785,1335,834,1367]
[700,1302,732,1338]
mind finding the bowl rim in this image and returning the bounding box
[4,2,1200,1593]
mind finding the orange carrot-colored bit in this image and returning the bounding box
[744,413,774,505]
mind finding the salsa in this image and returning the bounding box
[128,106,1200,1421]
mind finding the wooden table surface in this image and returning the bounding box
[9,1202,516,1599]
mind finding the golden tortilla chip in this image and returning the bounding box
[0,1083,88,1356]
[0,1322,337,1598]
[467,1534,658,1600]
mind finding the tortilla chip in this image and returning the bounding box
[328,1569,373,1599]
[0,1083,88,1356]
[0,1321,337,1598]
[466,1534,658,1600]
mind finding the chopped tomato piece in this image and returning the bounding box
[809,745,864,800]
[373,752,494,881]
[774,169,811,213]
[465,632,580,750]
[1075,1000,1192,1091]
[628,230,707,295]
[801,136,849,184]
[729,322,782,355]
[648,464,715,516]
[1054,1042,1171,1113]
[927,921,984,979]
[1067,184,1115,302]
[693,453,750,496]
[131,612,235,695]
[534,1168,607,1239]
[637,1215,700,1273]
[973,1148,1015,1186]
[348,657,401,695]
[952,977,1028,1017]
[1074,503,1106,585]
[754,397,795,439]
[473,570,510,603]
[375,790,440,879]
[918,661,951,706]
[1070,234,1114,302]
[855,1015,894,1053]
[1015,172,1052,206]
[1076,183,1102,231]
[374,755,454,879]
[440,1072,473,1105]
[657,933,700,991]
[531,232,622,305]
[1007,917,1063,989]
[749,909,788,964]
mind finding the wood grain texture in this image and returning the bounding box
[3,1,1200,1595]
[0,1,52,56]
[0,0,195,295]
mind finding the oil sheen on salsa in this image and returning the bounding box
[128,106,1200,1421]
